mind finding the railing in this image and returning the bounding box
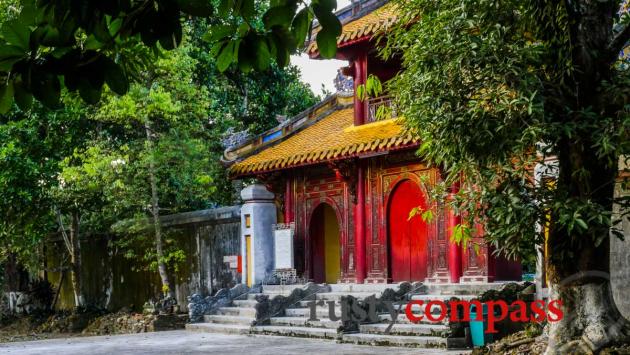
[367,95,397,122]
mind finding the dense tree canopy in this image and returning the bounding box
[384,0,629,351]
[0,10,318,302]
[0,0,339,112]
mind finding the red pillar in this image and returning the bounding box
[355,164,366,284]
[353,53,368,125]
[284,177,293,224]
[447,183,462,283]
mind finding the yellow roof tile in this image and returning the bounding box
[229,108,416,176]
[308,2,398,56]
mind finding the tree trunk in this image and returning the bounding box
[545,140,630,353]
[69,212,85,308]
[545,243,630,353]
[144,119,175,302]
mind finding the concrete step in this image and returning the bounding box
[424,282,508,295]
[341,333,447,348]
[262,284,310,293]
[359,323,449,337]
[185,322,250,335]
[203,314,255,325]
[269,316,341,329]
[315,292,382,301]
[285,307,332,318]
[233,299,258,307]
[247,292,316,300]
[328,283,399,293]
[410,294,477,302]
[250,325,339,339]
[217,307,256,317]
[379,313,448,325]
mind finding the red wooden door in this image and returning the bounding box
[310,206,326,283]
[388,180,428,282]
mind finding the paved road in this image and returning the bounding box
[0,330,468,355]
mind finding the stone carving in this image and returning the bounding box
[334,68,354,93]
[340,282,422,332]
[187,284,249,323]
[253,282,329,325]
[328,160,358,203]
[221,127,251,150]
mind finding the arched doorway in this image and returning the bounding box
[388,179,429,282]
[309,203,341,284]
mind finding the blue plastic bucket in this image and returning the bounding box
[469,303,492,347]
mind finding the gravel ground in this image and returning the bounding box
[0,330,469,355]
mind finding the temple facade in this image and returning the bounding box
[223,0,521,285]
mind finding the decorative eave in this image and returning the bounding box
[222,92,354,167]
[224,93,419,179]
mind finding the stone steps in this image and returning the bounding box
[188,282,510,349]
[341,333,447,348]
[186,322,250,335]
[203,314,254,325]
[328,283,398,293]
[315,292,382,301]
[424,282,508,295]
[359,323,449,337]
[269,316,341,329]
[217,306,257,317]
[233,299,258,307]
[410,294,477,302]
[250,325,339,339]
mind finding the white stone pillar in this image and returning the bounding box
[240,184,277,286]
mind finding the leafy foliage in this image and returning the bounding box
[0,0,339,111]
[383,0,630,268]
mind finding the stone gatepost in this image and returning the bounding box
[240,184,277,286]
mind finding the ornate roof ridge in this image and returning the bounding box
[222,92,354,165]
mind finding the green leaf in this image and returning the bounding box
[108,18,123,36]
[13,79,32,111]
[1,20,31,49]
[0,45,25,71]
[253,36,270,71]
[0,82,14,114]
[313,5,341,58]
[263,5,295,30]
[239,0,255,21]
[103,59,129,95]
[78,79,102,104]
[159,22,183,50]
[291,8,312,48]
[176,0,214,16]
[84,35,105,50]
[218,0,234,17]
[217,41,235,72]
[313,0,337,11]
[203,25,235,43]
[31,72,61,108]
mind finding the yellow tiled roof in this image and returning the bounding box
[229,108,417,176]
[308,2,398,56]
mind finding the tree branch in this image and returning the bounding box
[607,23,630,63]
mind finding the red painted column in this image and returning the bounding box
[353,53,368,125]
[355,164,366,284]
[284,176,293,224]
[447,182,462,283]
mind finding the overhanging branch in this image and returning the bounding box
[607,23,630,63]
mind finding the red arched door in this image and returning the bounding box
[388,180,429,282]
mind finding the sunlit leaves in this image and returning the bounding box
[383,0,629,265]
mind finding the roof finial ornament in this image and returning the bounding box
[334,68,354,93]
